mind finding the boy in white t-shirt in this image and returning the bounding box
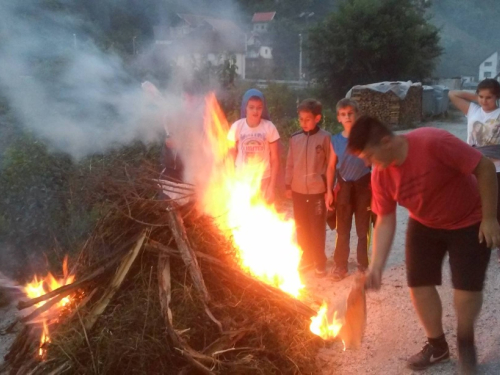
[227,89,280,203]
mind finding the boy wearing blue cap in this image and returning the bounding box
[228,89,281,203]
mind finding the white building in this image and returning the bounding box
[251,12,276,34]
[479,51,499,81]
[153,13,247,79]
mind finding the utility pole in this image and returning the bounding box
[299,33,303,81]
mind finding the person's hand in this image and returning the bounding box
[479,217,500,248]
[364,266,383,291]
[285,189,292,199]
[325,190,334,211]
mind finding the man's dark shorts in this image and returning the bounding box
[406,218,491,292]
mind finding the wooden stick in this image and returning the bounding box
[18,251,124,310]
[148,241,316,318]
[84,231,147,331]
[166,204,210,302]
[20,292,67,324]
[157,254,215,375]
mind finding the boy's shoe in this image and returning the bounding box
[330,267,348,282]
[314,267,327,278]
[458,340,477,374]
[357,265,368,274]
[407,342,450,370]
[299,260,315,272]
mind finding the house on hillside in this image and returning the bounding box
[251,12,276,33]
[152,13,247,79]
[479,51,500,81]
[246,12,276,79]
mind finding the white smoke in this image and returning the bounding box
[0,1,204,159]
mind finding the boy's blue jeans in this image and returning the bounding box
[292,191,327,270]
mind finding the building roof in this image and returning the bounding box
[252,12,276,23]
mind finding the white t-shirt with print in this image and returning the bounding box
[227,118,280,180]
[467,102,500,171]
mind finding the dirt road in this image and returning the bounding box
[308,117,500,374]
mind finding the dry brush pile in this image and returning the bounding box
[1,160,325,375]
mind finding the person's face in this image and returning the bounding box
[246,98,264,125]
[337,106,358,130]
[298,111,321,132]
[477,89,498,112]
[356,137,394,169]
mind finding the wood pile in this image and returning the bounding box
[0,161,324,375]
[350,83,422,128]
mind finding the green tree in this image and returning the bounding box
[307,0,442,100]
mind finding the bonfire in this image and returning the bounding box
[0,93,363,374]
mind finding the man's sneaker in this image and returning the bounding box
[330,267,348,282]
[458,340,477,374]
[407,342,450,370]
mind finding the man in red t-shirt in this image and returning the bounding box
[347,116,500,374]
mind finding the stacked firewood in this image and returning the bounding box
[351,83,423,128]
[0,162,323,375]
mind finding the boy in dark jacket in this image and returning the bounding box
[285,99,335,276]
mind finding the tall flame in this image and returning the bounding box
[197,93,343,342]
[199,93,303,297]
[23,256,75,357]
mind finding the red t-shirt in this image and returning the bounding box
[372,127,483,229]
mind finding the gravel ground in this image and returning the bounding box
[308,117,500,374]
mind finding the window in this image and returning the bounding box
[484,72,492,78]
[485,61,493,67]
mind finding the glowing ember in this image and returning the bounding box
[199,93,303,297]
[23,256,75,357]
[39,322,50,357]
[309,301,344,344]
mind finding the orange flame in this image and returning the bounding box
[199,93,343,340]
[199,93,303,297]
[23,256,75,357]
[309,301,344,345]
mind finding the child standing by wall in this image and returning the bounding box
[330,99,373,281]
[285,99,335,277]
[228,89,280,203]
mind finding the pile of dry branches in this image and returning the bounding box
[1,161,324,374]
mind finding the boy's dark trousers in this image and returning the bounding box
[292,192,327,270]
[333,173,372,271]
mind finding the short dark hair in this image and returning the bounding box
[476,78,500,97]
[336,98,359,114]
[348,115,393,152]
[297,98,322,116]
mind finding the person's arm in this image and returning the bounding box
[449,90,477,115]
[325,142,337,210]
[365,211,396,290]
[473,156,500,248]
[266,141,280,202]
